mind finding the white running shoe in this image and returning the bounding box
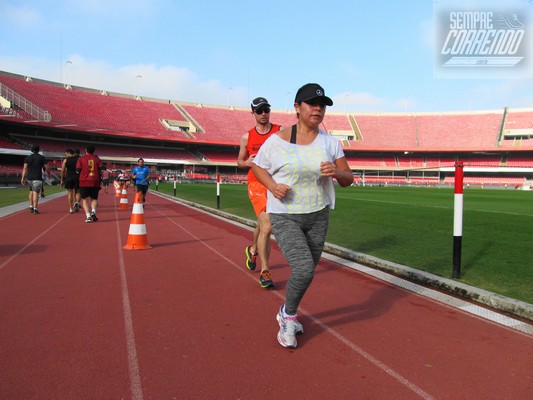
[279,305,303,334]
[276,306,303,348]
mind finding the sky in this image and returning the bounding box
[1,0,533,113]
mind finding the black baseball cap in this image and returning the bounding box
[294,83,333,106]
[251,97,270,111]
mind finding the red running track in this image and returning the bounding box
[0,189,531,399]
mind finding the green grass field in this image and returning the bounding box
[0,185,65,208]
[2,183,532,304]
[156,183,533,304]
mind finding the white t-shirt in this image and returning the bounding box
[253,130,345,214]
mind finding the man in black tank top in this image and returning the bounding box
[60,148,80,213]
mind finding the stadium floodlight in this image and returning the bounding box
[64,61,72,89]
[404,93,411,112]
[134,75,142,99]
[227,87,233,107]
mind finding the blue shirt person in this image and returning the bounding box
[132,158,151,202]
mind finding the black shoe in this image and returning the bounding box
[91,212,98,222]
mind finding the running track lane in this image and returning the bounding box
[0,189,531,399]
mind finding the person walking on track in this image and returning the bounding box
[21,144,50,215]
[101,165,110,194]
[76,144,103,223]
[60,148,80,214]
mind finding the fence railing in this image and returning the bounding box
[0,83,52,122]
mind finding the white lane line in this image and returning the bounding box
[114,206,144,400]
[155,204,435,400]
[0,213,69,272]
[0,202,144,398]
[303,309,435,400]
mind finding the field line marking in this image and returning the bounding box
[114,206,144,400]
[153,203,436,400]
[0,213,69,272]
[339,196,532,217]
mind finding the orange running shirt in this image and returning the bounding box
[246,123,281,183]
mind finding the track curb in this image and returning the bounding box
[154,191,533,323]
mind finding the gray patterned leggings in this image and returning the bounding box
[270,207,330,315]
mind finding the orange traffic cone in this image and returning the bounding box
[115,181,121,197]
[123,192,151,250]
[119,184,129,210]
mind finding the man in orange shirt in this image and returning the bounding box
[237,97,281,288]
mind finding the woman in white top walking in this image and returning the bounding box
[252,83,354,348]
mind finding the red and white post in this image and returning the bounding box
[216,167,221,209]
[452,162,464,278]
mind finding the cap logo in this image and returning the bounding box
[316,89,323,96]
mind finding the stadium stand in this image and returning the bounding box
[179,105,252,143]
[0,70,531,188]
[383,156,397,167]
[415,112,503,151]
[0,163,21,174]
[222,173,247,183]
[410,156,425,168]
[351,114,418,150]
[345,155,386,167]
[363,175,407,184]
[198,150,238,163]
[467,155,502,167]
[438,156,457,168]
[506,154,533,167]
[397,155,412,168]
[499,109,533,150]
[503,109,533,132]
[443,176,526,186]
[0,73,191,140]
[408,176,440,185]
[0,136,23,150]
[30,139,198,161]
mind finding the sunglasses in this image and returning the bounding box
[254,107,271,114]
